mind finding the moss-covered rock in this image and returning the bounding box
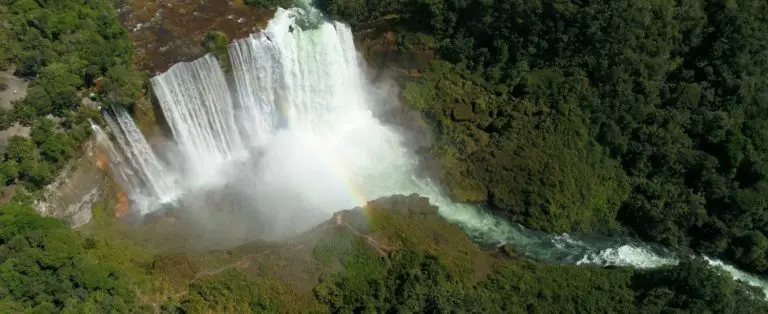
[202,31,230,72]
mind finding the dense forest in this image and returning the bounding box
[0,198,146,312]
[316,0,768,275]
[0,0,143,194]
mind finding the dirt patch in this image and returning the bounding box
[0,67,28,109]
[0,67,31,155]
[118,0,273,73]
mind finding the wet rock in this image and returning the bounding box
[499,244,516,258]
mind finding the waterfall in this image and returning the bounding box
[93,6,768,295]
[229,17,370,141]
[150,54,245,182]
[91,122,144,195]
[101,107,180,211]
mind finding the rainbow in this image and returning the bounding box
[285,116,371,210]
[303,129,384,229]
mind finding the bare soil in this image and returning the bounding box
[0,67,31,155]
[0,67,27,109]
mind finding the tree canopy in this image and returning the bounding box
[0,0,141,192]
[0,200,142,312]
[318,0,768,274]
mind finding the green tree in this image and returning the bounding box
[0,202,140,312]
[101,64,144,108]
[21,85,53,119]
[0,160,19,186]
[0,202,62,244]
[39,133,76,165]
[37,62,82,114]
[729,232,768,273]
[1,0,141,194]
[317,0,768,273]
[5,136,38,165]
[30,117,55,145]
[633,259,768,313]
[202,31,231,71]
[0,108,13,130]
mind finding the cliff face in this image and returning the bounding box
[33,140,114,228]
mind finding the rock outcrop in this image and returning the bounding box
[33,140,110,227]
[118,0,272,73]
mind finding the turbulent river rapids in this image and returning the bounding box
[92,6,768,294]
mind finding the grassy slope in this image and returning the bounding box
[141,194,634,312]
[131,194,765,313]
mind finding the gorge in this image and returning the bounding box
[4,0,768,311]
[95,5,768,295]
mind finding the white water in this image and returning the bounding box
[91,122,144,195]
[151,54,245,184]
[94,6,768,295]
[101,107,180,210]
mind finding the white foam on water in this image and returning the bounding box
[704,256,768,297]
[577,245,678,269]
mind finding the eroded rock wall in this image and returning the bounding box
[34,141,112,227]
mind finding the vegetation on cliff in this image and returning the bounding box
[0,0,144,193]
[317,0,768,274]
[202,31,231,72]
